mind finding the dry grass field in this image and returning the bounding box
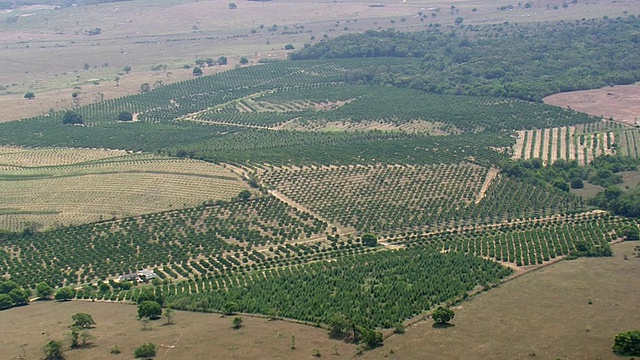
[362,241,640,360]
[0,301,357,360]
[1,0,638,122]
[0,147,250,231]
[0,242,636,360]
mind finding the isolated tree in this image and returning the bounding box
[69,327,80,349]
[138,300,162,319]
[72,313,96,329]
[117,111,133,121]
[62,111,83,125]
[222,301,237,315]
[217,56,228,65]
[43,340,64,360]
[140,83,151,93]
[36,282,54,299]
[192,67,203,76]
[432,306,455,324]
[231,316,243,329]
[228,2,237,9]
[205,58,215,66]
[24,92,35,99]
[613,330,640,356]
[239,57,249,65]
[328,312,351,339]
[54,287,74,301]
[455,16,464,25]
[284,44,295,50]
[123,66,131,73]
[358,327,383,349]
[134,343,157,359]
[237,189,251,201]
[164,307,175,325]
[361,233,377,247]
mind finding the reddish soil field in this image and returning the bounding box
[544,83,640,126]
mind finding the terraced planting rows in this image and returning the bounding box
[173,130,514,167]
[615,128,640,159]
[259,164,587,234]
[0,146,129,168]
[190,85,596,133]
[512,122,625,165]
[395,212,630,266]
[64,212,632,330]
[0,153,249,231]
[0,196,330,288]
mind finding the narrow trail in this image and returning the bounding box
[475,167,499,204]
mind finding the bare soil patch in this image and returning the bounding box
[544,83,640,126]
[362,241,640,360]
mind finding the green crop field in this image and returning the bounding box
[1,7,640,359]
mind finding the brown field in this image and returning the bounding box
[1,242,637,360]
[0,148,251,231]
[0,301,357,360]
[362,241,640,360]
[1,0,639,122]
[544,83,640,126]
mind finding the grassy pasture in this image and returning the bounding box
[0,148,249,231]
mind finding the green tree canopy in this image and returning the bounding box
[361,233,377,247]
[134,342,158,359]
[24,92,35,99]
[54,287,74,301]
[8,288,29,305]
[432,306,455,324]
[138,300,162,319]
[62,110,84,125]
[117,111,133,121]
[36,282,54,299]
[237,189,252,201]
[72,312,96,329]
[43,340,64,360]
[232,316,243,329]
[0,294,13,310]
[613,330,640,356]
[193,67,203,76]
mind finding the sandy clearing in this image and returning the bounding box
[544,83,640,126]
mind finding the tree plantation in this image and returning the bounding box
[0,7,639,358]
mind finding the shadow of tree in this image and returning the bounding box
[432,322,455,329]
